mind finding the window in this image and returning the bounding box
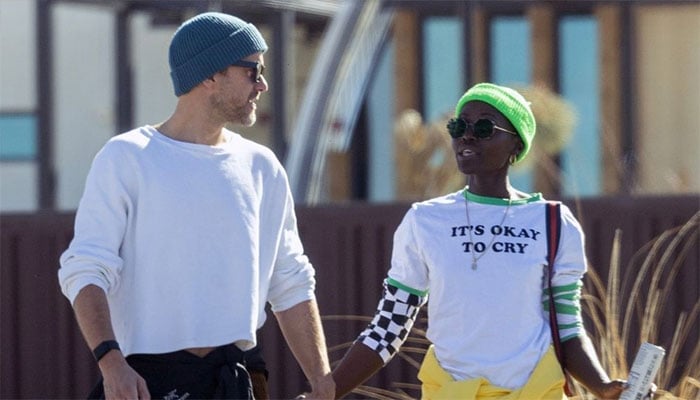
[0,113,37,160]
[491,16,532,192]
[559,16,600,196]
[423,17,465,122]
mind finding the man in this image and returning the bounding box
[58,12,335,399]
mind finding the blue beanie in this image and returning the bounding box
[169,12,268,96]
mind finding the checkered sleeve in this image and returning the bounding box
[356,280,427,364]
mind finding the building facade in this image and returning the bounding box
[1,0,699,212]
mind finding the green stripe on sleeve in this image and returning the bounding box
[541,300,581,315]
[557,322,582,330]
[554,303,580,315]
[386,278,429,297]
[544,282,582,295]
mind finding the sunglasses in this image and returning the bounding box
[446,117,518,140]
[231,60,265,83]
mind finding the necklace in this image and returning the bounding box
[464,192,512,270]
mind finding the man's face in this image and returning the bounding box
[209,53,268,127]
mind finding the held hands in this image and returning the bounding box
[294,374,335,400]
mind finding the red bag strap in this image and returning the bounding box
[546,202,574,396]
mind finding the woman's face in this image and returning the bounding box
[451,100,523,176]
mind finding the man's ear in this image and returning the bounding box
[201,74,218,90]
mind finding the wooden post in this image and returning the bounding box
[528,4,560,198]
[394,10,421,114]
[469,6,488,84]
[596,4,624,194]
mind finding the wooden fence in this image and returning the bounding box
[1,195,698,399]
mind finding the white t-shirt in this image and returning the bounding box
[387,189,586,389]
[59,126,315,356]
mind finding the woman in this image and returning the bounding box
[331,83,627,399]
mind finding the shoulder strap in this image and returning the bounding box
[545,202,574,396]
[545,202,561,269]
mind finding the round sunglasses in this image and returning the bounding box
[446,117,518,140]
[231,60,265,83]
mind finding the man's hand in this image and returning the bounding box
[275,301,335,400]
[72,285,150,398]
[99,351,151,400]
[303,373,335,399]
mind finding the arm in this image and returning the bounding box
[275,299,335,399]
[332,281,426,399]
[562,335,626,399]
[73,285,150,400]
[549,207,625,398]
[332,343,384,399]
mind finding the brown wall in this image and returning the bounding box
[1,196,698,399]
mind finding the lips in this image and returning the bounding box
[458,147,477,157]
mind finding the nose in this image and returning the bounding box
[459,127,477,141]
[256,75,269,92]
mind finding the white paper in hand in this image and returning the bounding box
[620,342,665,400]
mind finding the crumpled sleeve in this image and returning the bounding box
[544,204,588,342]
[266,172,315,313]
[58,143,132,304]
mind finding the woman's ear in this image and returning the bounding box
[514,139,524,156]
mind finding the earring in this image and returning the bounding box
[508,154,517,165]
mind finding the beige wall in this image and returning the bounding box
[635,5,700,193]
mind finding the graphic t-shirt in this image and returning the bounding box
[387,189,586,389]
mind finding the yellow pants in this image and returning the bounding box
[418,346,567,400]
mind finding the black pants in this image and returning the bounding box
[88,344,267,399]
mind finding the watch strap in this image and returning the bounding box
[93,340,120,362]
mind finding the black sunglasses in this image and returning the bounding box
[231,60,265,83]
[446,118,518,140]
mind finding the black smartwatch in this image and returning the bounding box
[93,340,120,362]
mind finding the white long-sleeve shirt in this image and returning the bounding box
[58,126,316,356]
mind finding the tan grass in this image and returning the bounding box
[579,212,700,399]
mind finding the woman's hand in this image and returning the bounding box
[590,380,657,399]
[588,379,626,399]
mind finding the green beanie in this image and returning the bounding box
[455,83,536,163]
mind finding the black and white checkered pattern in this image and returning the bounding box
[357,282,427,363]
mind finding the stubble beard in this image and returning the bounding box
[224,103,256,127]
[240,109,256,127]
[211,93,257,127]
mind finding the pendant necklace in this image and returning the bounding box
[464,192,512,270]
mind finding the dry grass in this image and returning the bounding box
[576,211,700,400]
[325,212,700,399]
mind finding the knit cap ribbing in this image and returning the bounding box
[169,12,268,96]
[455,83,536,163]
